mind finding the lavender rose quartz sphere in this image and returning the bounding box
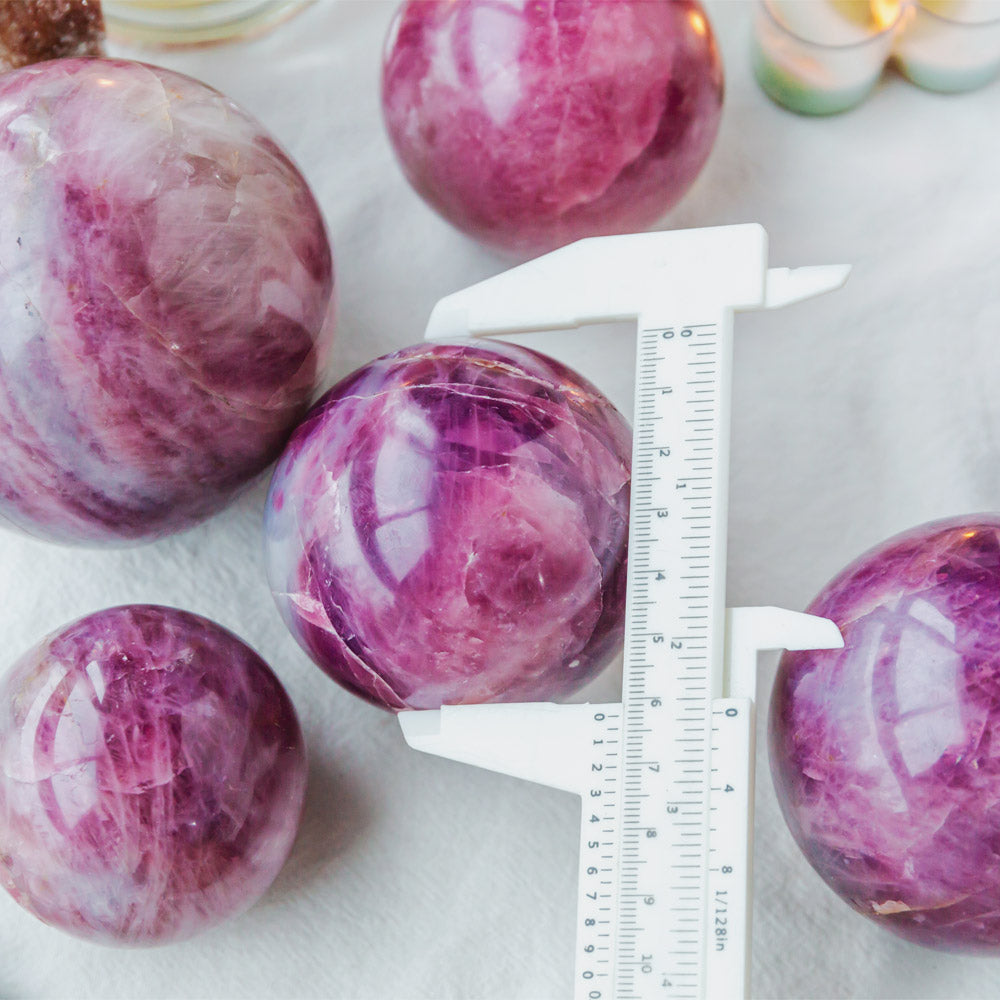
[0,58,334,545]
[381,0,724,255]
[0,605,306,945]
[770,516,1000,953]
[265,340,631,711]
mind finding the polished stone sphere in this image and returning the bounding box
[0,605,306,945]
[0,58,334,546]
[381,0,724,255]
[770,516,1000,952]
[265,339,631,711]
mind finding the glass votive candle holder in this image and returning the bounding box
[893,0,1000,92]
[102,0,309,47]
[753,0,904,114]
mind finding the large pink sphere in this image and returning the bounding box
[381,0,724,255]
[771,516,1000,953]
[0,59,334,546]
[0,605,307,945]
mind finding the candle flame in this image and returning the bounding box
[870,0,903,30]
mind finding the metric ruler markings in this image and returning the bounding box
[614,320,723,1000]
[577,706,622,1000]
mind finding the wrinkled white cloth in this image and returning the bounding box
[1,2,999,998]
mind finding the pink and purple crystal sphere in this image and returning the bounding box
[0,58,334,546]
[381,0,724,255]
[264,340,631,711]
[770,516,1000,953]
[0,605,306,945]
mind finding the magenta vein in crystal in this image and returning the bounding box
[265,339,631,711]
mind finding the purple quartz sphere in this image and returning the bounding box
[0,58,334,546]
[381,0,724,255]
[265,339,631,711]
[770,516,1000,953]
[0,605,307,945]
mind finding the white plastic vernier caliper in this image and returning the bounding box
[398,224,848,1000]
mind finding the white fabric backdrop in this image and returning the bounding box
[1,2,999,997]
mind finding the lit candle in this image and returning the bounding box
[753,0,904,114]
[893,0,1000,92]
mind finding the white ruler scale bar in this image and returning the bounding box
[397,226,851,1000]
[616,314,728,1000]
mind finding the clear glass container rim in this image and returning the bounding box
[103,0,310,47]
[910,0,1000,28]
[759,0,905,50]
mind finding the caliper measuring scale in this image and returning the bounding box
[399,224,848,1000]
